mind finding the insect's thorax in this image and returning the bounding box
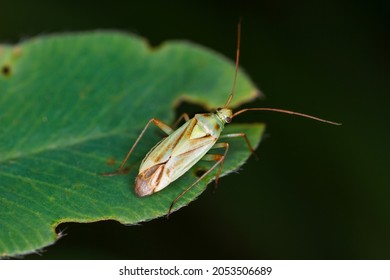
[194,113,225,138]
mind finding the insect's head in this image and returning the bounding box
[216,107,233,124]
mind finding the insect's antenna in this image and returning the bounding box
[223,20,241,109]
[232,108,342,125]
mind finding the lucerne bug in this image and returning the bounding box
[103,23,341,217]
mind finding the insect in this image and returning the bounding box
[103,23,341,217]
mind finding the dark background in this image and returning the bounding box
[3,0,389,259]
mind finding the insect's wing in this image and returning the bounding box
[135,119,196,196]
[166,135,217,182]
[138,119,195,174]
[135,117,219,196]
[135,162,167,196]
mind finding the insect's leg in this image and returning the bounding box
[172,113,190,129]
[167,142,229,218]
[219,132,258,159]
[102,118,174,176]
[207,142,230,188]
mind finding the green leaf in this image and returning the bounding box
[0,31,264,257]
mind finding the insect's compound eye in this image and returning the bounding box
[225,116,232,123]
